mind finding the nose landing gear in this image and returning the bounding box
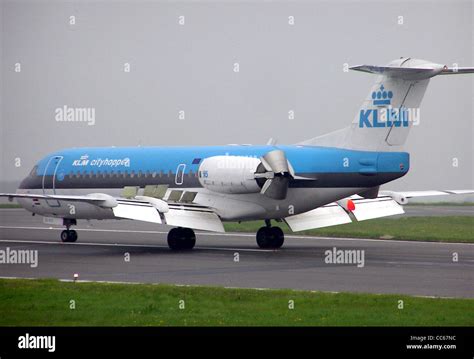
[61,229,78,242]
[61,219,78,243]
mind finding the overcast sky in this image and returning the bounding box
[1,0,472,199]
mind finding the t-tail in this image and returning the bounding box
[301,58,474,151]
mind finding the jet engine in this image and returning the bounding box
[198,149,295,200]
[198,155,261,194]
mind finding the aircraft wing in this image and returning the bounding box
[284,195,403,232]
[1,192,113,202]
[284,189,473,232]
[0,192,225,233]
[380,189,474,198]
[113,199,224,232]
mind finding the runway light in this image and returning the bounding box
[347,199,356,212]
[73,273,79,282]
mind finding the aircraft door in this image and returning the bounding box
[42,155,63,207]
[175,164,186,185]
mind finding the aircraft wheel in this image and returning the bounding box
[182,228,196,250]
[61,230,78,243]
[256,226,284,249]
[69,230,78,242]
[271,227,284,249]
[256,227,272,249]
[61,230,69,242]
[168,227,196,250]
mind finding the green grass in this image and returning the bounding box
[0,278,473,326]
[0,203,21,208]
[224,216,474,243]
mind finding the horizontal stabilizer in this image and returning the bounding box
[350,61,474,80]
[439,67,474,75]
[350,63,444,80]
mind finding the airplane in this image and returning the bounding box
[2,58,473,250]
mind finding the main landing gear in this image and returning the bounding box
[61,219,78,243]
[167,227,196,250]
[256,220,284,249]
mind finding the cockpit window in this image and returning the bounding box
[29,165,38,177]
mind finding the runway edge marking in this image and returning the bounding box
[0,276,462,300]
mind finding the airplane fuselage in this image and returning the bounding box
[16,145,409,221]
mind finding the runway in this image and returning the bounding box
[0,209,473,298]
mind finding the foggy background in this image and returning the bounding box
[1,0,473,202]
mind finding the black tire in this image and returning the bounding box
[69,230,78,243]
[256,227,272,249]
[271,227,284,248]
[61,230,78,243]
[167,228,196,250]
[167,228,181,250]
[256,226,284,249]
[182,228,196,250]
[61,230,69,243]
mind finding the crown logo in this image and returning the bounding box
[372,84,393,106]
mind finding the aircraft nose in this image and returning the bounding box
[18,176,31,191]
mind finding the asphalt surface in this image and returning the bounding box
[0,208,473,298]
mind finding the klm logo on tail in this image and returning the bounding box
[372,84,393,106]
[359,85,417,128]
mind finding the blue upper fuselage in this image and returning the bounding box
[20,145,409,190]
[35,145,409,176]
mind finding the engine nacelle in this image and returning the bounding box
[198,156,261,194]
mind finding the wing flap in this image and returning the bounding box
[284,204,352,232]
[350,197,404,221]
[164,208,224,232]
[113,199,224,231]
[112,202,162,224]
[284,196,405,232]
